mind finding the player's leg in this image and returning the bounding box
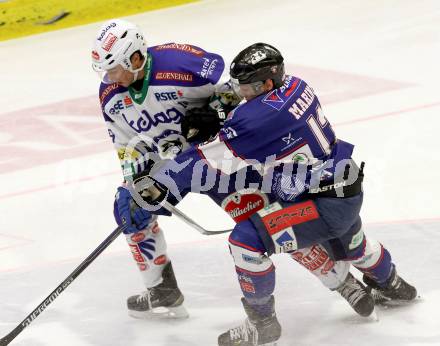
[114,187,188,319]
[250,195,376,316]
[343,229,417,304]
[304,196,417,306]
[124,216,188,319]
[290,245,375,317]
[311,192,417,304]
[218,220,281,346]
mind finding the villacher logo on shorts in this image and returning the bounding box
[221,189,269,222]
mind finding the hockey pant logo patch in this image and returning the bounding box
[258,200,320,254]
[260,200,320,235]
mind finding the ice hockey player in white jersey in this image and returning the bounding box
[91,19,241,319]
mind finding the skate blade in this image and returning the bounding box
[377,295,422,308]
[128,304,189,320]
[366,307,379,322]
[375,294,422,307]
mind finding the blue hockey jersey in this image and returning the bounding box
[151,75,356,217]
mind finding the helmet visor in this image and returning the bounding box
[231,78,264,100]
[93,64,127,84]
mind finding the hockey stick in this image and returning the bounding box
[131,176,232,236]
[161,200,232,235]
[0,225,125,346]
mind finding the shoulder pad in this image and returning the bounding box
[99,82,127,109]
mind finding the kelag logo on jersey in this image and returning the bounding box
[123,108,184,133]
[262,76,299,111]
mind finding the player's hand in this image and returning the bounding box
[114,185,152,234]
[181,106,223,143]
[132,173,168,204]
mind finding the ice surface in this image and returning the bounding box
[0,0,439,345]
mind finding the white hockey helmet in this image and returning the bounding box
[91,19,147,81]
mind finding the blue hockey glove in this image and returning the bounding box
[114,185,152,234]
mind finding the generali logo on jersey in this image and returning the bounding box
[155,71,194,82]
[221,189,269,222]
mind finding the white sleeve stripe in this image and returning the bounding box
[197,136,249,175]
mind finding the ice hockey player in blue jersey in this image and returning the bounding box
[134,43,418,345]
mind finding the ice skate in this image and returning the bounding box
[336,272,375,317]
[127,262,188,319]
[363,266,417,305]
[218,295,281,346]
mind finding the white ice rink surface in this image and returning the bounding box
[1,0,440,345]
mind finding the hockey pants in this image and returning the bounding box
[228,193,393,312]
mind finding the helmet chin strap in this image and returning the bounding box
[132,71,139,83]
[129,57,147,83]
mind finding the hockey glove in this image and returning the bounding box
[132,172,169,205]
[114,185,152,234]
[272,172,307,202]
[181,106,225,143]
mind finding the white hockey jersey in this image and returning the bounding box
[98,43,235,178]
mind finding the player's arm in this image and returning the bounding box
[128,145,207,215]
[180,49,242,142]
[181,83,242,143]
